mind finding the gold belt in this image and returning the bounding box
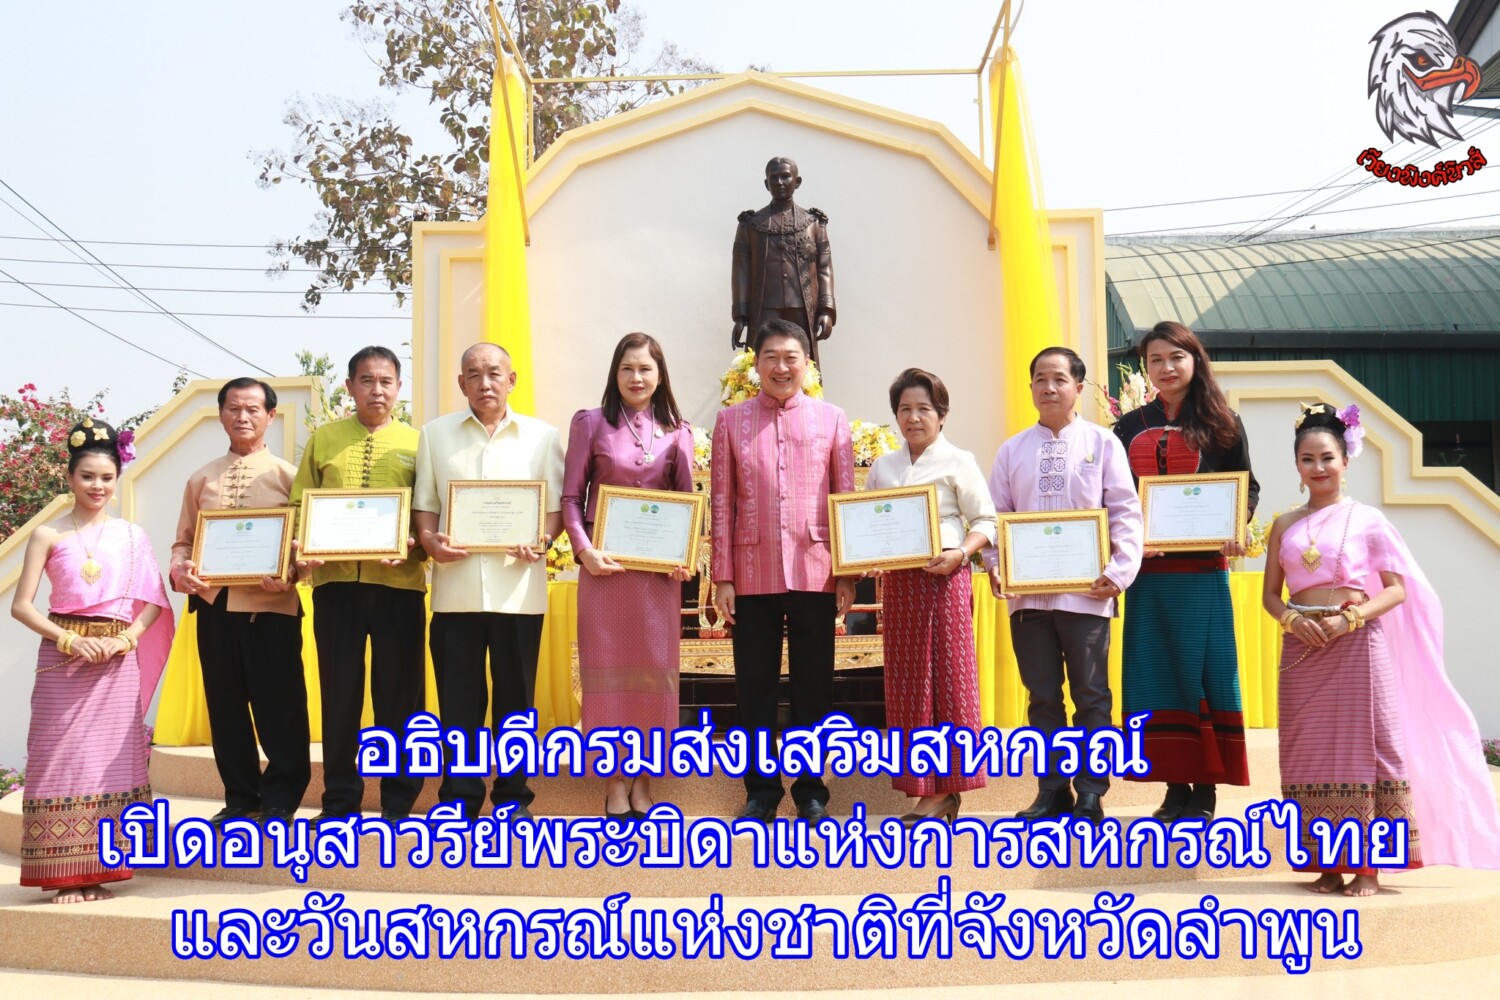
[48,614,127,637]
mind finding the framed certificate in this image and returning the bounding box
[297,488,412,561]
[828,485,941,575]
[591,485,706,573]
[997,509,1109,595]
[190,507,295,585]
[1138,472,1250,552]
[445,480,545,552]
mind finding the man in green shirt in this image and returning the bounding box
[292,346,427,822]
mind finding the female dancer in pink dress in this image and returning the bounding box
[1262,403,1500,896]
[10,419,173,902]
[562,333,696,818]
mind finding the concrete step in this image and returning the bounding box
[145,730,1287,816]
[0,790,1300,897]
[1,861,1497,992]
[3,955,1498,999]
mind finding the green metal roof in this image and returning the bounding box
[1105,233,1500,348]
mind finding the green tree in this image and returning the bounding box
[257,0,711,311]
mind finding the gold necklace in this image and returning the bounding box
[70,510,107,585]
[1299,499,1343,571]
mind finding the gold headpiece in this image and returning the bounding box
[1294,401,1334,429]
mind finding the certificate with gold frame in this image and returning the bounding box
[828,484,941,575]
[1138,471,1249,553]
[191,507,295,585]
[997,508,1109,595]
[591,485,706,574]
[297,488,411,561]
[445,480,545,552]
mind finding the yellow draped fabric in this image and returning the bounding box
[484,42,535,412]
[152,576,1278,746]
[989,46,1067,436]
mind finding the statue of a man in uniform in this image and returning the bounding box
[731,157,836,368]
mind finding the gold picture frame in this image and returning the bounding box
[591,485,706,574]
[445,479,546,552]
[190,506,295,585]
[997,508,1109,595]
[828,484,941,575]
[297,487,412,562]
[1137,471,1250,553]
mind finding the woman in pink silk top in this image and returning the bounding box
[563,333,696,819]
[1263,403,1500,898]
[10,420,173,902]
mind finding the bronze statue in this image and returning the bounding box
[731,157,836,367]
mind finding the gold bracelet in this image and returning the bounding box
[120,632,139,652]
[1348,604,1366,629]
[1279,610,1302,634]
[1341,607,1360,632]
[55,630,78,654]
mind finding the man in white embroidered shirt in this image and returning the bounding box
[413,343,564,821]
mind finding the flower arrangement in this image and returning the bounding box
[0,765,23,797]
[691,425,712,473]
[546,533,576,581]
[850,419,899,467]
[1092,362,1159,425]
[718,349,823,407]
[1338,403,1365,457]
[1243,511,1281,560]
[1484,738,1500,768]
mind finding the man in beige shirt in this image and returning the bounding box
[414,343,563,820]
[171,378,310,825]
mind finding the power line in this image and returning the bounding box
[1104,211,1500,263]
[0,233,408,251]
[1104,182,1377,213]
[0,178,274,375]
[0,266,205,377]
[0,301,409,320]
[0,277,396,296]
[1107,183,1500,238]
[1107,230,1500,286]
[0,255,360,274]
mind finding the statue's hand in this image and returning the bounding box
[731,319,747,350]
[815,313,833,341]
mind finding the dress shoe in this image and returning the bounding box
[380,809,410,823]
[1072,792,1106,824]
[797,800,830,823]
[604,797,633,821]
[1152,783,1192,822]
[1015,788,1074,820]
[500,803,533,822]
[259,807,297,826]
[309,810,359,829]
[735,799,777,823]
[901,793,961,827]
[208,807,258,826]
[1177,784,1217,822]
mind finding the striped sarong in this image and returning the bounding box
[21,640,152,890]
[1278,618,1421,874]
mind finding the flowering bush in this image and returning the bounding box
[0,385,114,541]
[718,349,823,407]
[1484,739,1500,768]
[850,420,899,467]
[0,766,23,797]
[1092,362,1159,425]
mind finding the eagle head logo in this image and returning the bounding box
[1368,10,1481,148]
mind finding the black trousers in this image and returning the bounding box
[731,590,836,809]
[429,611,544,818]
[193,591,311,813]
[1009,608,1114,795]
[312,582,426,815]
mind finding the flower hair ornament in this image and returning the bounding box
[65,416,135,466]
[1294,401,1364,457]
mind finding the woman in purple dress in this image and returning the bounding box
[563,333,696,818]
